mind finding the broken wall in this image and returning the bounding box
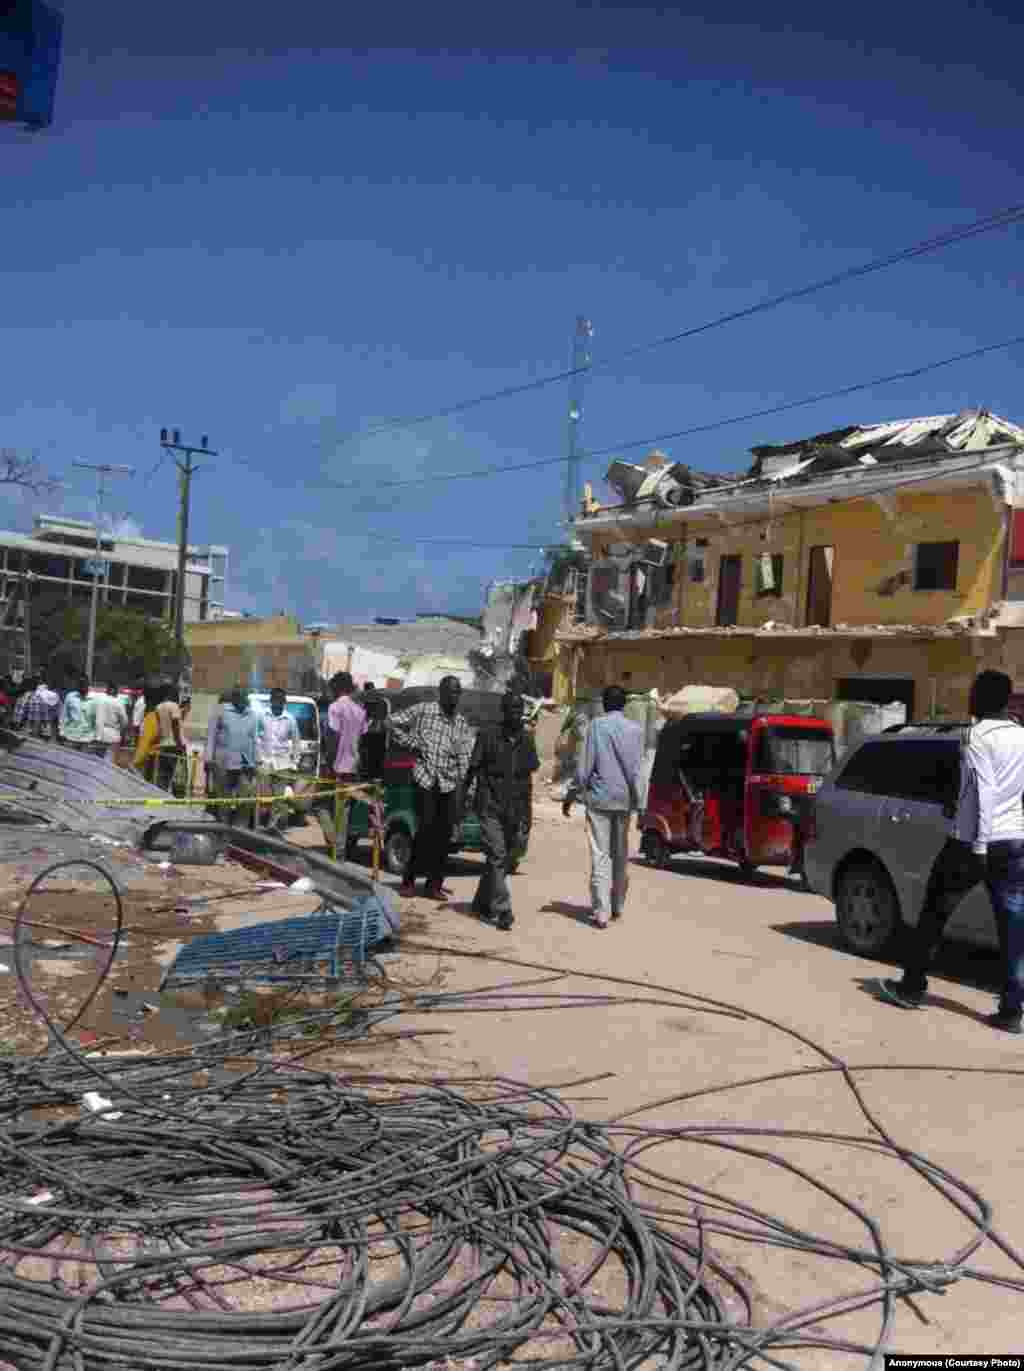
[571,632,1009,720]
[583,484,1005,632]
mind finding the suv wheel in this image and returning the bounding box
[835,861,901,955]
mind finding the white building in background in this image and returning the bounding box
[0,514,228,625]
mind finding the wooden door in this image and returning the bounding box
[715,555,742,627]
[806,546,834,627]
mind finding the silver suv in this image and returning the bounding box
[804,726,998,956]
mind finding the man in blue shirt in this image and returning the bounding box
[563,685,644,929]
[205,687,261,826]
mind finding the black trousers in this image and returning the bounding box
[473,810,516,920]
[405,782,458,888]
[904,837,1024,1011]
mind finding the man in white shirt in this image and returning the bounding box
[131,683,146,741]
[257,688,299,831]
[881,670,1024,1033]
[92,684,127,761]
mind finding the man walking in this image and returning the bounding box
[93,683,127,761]
[257,687,299,831]
[467,692,538,931]
[563,685,644,929]
[389,676,475,902]
[880,669,1024,1033]
[507,703,540,874]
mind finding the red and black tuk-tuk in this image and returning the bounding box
[638,712,835,879]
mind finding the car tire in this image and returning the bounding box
[835,860,902,956]
[383,826,413,878]
[641,831,670,868]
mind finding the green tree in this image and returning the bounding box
[29,593,180,685]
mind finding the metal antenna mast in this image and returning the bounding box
[564,316,593,526]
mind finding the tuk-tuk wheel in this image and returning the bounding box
[738,858,758,881]
[641,831,670,869]
[383,826,413,878]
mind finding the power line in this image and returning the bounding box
[334,426,1021,556]
[309,331,1024,493]
[338,533,549,550]
[326,204,1024,448]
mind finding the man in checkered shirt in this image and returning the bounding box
[13,674,60,741]
[389,677,476,901]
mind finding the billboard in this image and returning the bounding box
[0,1,63,129]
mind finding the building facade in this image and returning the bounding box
[557,410,1024,718]
[0,515,227,617]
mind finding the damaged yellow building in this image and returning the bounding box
[557,410,1024,718]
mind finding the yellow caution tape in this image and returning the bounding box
[80,784,384,808]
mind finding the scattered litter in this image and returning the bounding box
[82,1091,122,1121]
[157,861,172,870]
[289,877,314,893]
[171,832,221,866]
[0,963,7,974]
[89,834,126,848]
[25,1191,53,1207]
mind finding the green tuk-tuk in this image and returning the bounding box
[319,687,524,875]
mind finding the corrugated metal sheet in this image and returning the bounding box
[0,730,208,850]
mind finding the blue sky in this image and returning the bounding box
[1,1,1022,621]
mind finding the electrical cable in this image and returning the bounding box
[307,331,1024,496]
[0,898,1021,1367]
[326,204,1024,448]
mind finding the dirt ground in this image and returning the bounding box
[1,798,1023,1364]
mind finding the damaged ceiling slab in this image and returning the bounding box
[556,620,1001,644]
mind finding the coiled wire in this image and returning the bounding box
[0,864,1020,1368]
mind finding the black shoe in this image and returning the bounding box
[986,1008,1024,1035]
[877,977,926,1010]
[496,914,514,931]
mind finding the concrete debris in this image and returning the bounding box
[660,685,740,718]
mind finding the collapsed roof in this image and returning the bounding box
[748,409,1024,479]
[599,410,1024,511]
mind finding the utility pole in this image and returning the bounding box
[22,574,32,677]
[159,429,217,654]
[564,316,593,527]
[71,461,134,681]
